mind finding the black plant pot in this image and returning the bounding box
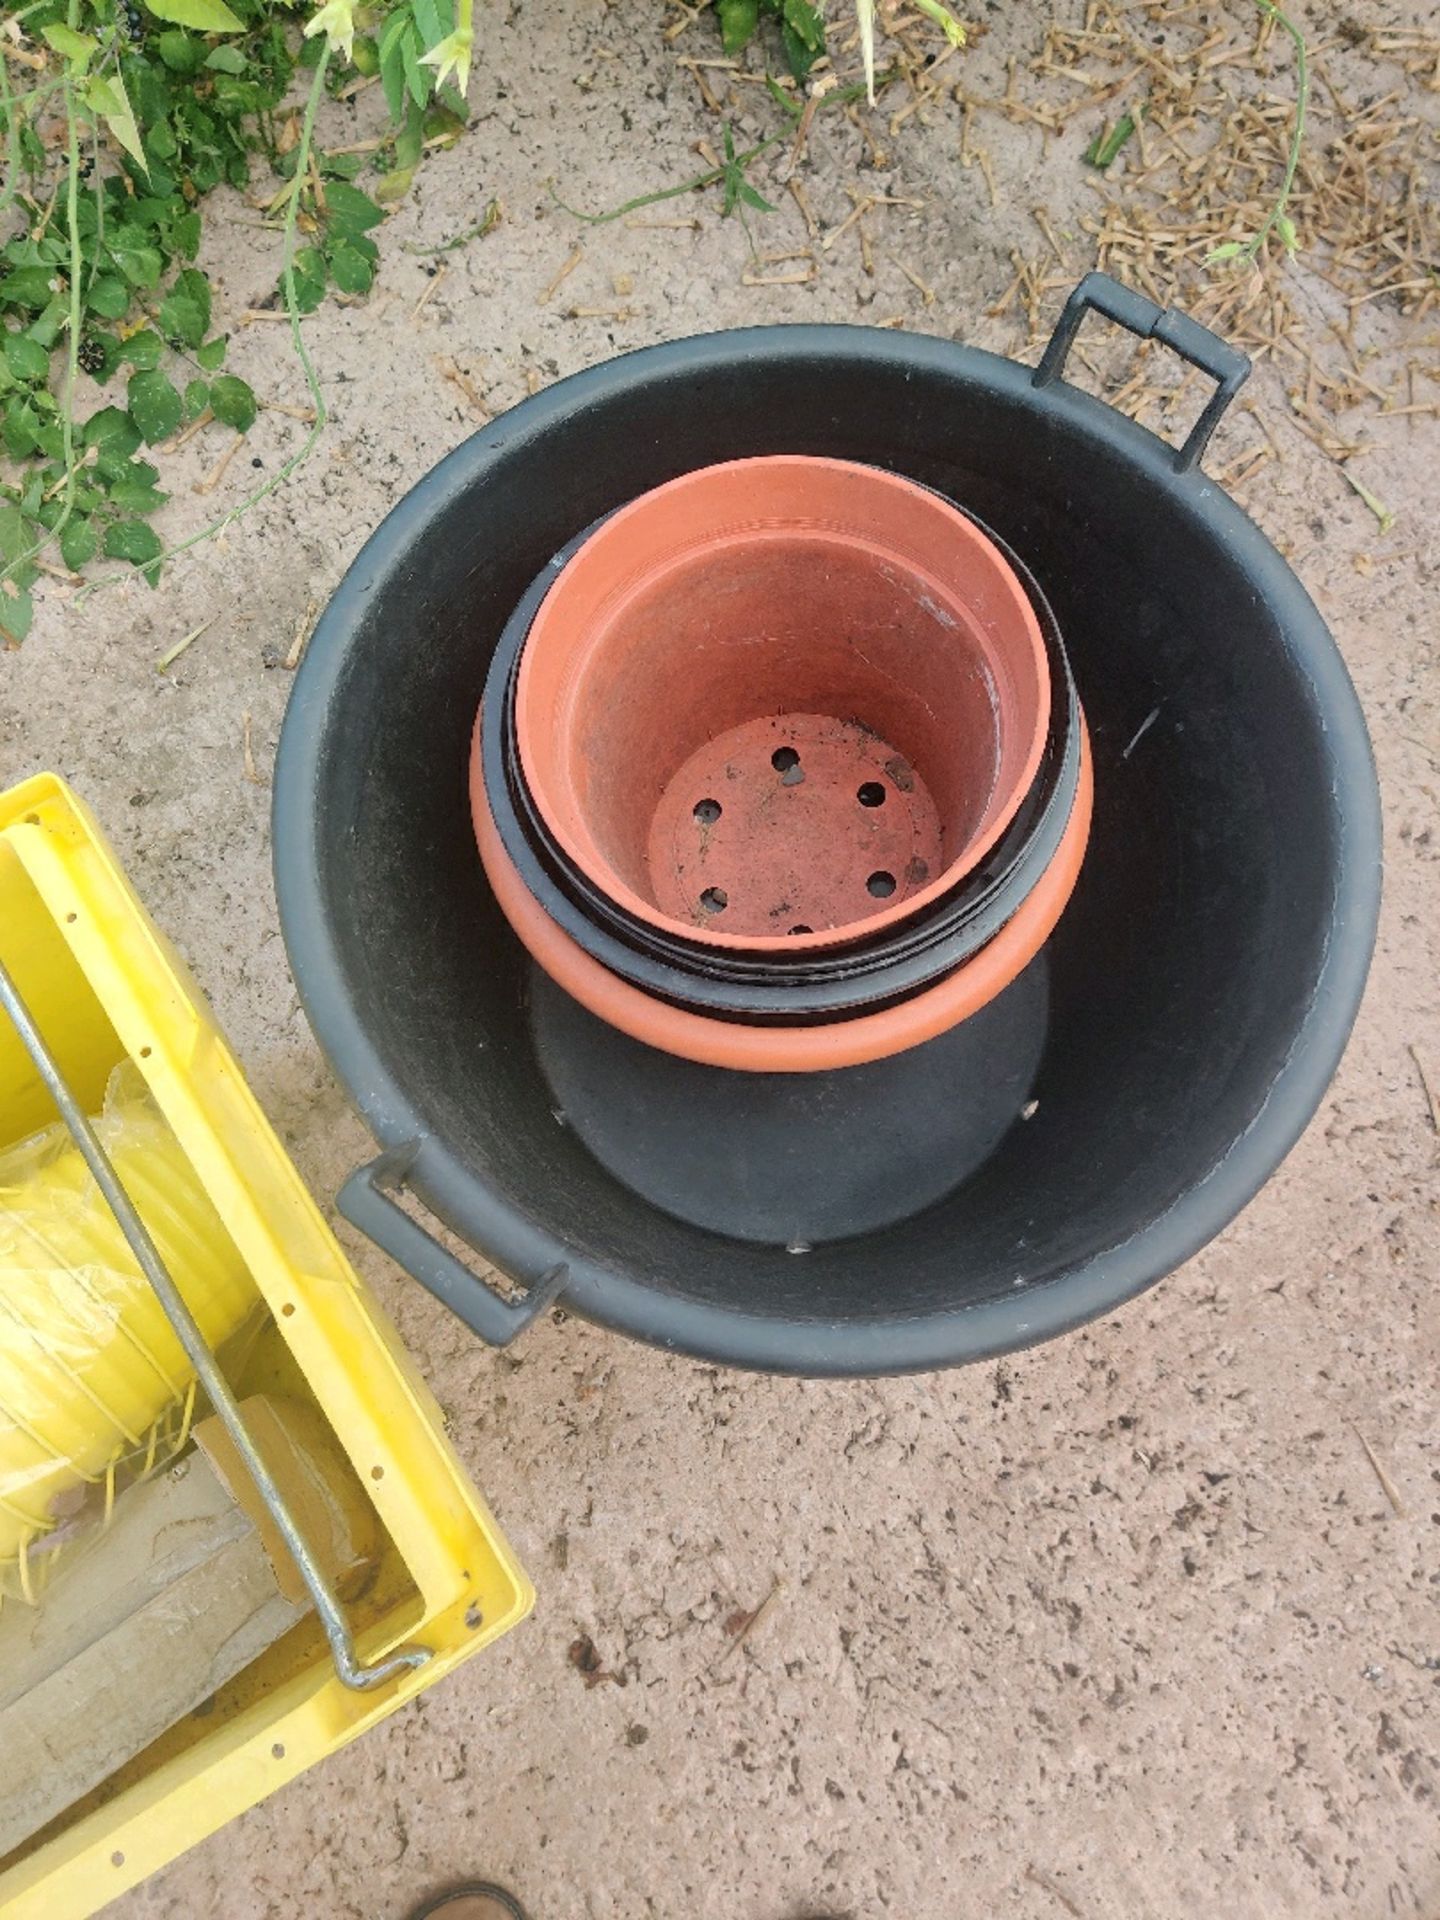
[273,275,1381,1377]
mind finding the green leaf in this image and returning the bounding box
[185,377,210,418]
[205,43,247,71]
[26,295,68,351]
[108,479,170,513]
[780,20,817,79]
[84,406,142,454]
[125,199,168,235]
[120,329,164,370]
[764,72,803,117]
[0,501,30,566]
[0,268,60,310]
[718,122,775,218]
[286,247,328,314]
[373,166,416,205]
[87,277,131,320]
[327,243,375,296]
[782,0,825,46]
[145,120,179,163]
[103,519,164,566]
[350,34,380,76]
[423,100,466,146]
[378,11,412,122]
[59,516,97,570]
[323,181,385,235]
[141,0,244,32]
[1083,109,1142,171]
[1205,241,1246,265]
[0,584,34,645]
[169,210,202,262]
[718,0,759,54]
[41,22,98,67]
[196,335,228,372]
[209,373,257,431]
[4,334,51,383]
[394,99,425,171]
[95,446,139,483]
[158,292,205,350]
[82,73,146,174]
[4,236,67,267]
[775,0,827,71]
[109,238,164,289]
[157,271,210,350]
[127,368,183,443]
[400,24,430,108]
[413,0,452,51]
[156,28,204,71]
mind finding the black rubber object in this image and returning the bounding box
[274,276,1381,1377]
[479,499,1085,1022]
[530,958,1049,1244]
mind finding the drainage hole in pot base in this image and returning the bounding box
[649,712,943,937]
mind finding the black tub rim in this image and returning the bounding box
[273,319,1382,1377]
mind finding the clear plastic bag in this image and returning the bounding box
[0,1063,258,1597]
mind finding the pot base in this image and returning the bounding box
[530,956,1049,1246]
[647,710,945,936]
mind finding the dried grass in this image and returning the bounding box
[976,0,1437,435]
[661,0,1435,463]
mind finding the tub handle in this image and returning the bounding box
[339,1144,569,1346]
[1034,271,1250,474]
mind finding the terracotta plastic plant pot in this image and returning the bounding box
[472,730,1092,1073]
[475,498,1087,1024]
[513,456,1050,952]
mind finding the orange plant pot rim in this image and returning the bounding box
[512,456,1052,955]
[473,726,1093,1074]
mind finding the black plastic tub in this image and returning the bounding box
[273,275,1381,1377]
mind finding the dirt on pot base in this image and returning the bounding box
[652,713,943,935]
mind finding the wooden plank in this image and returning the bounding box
[0,1448,308,1857]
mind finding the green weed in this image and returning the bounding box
[0,0,474,626]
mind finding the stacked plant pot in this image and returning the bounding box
[472,456,1091,1079]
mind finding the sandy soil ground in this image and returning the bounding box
[2,0,1437,1915]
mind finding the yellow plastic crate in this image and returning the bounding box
[0,773,530,1919]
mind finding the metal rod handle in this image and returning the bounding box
[0,955,427,1692]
